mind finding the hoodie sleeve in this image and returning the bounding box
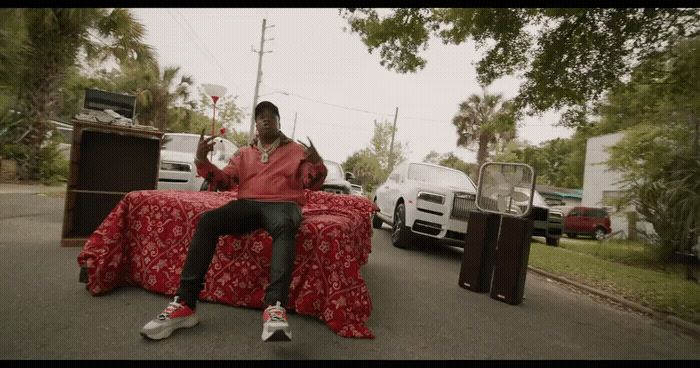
[196,150,241,191]
[301,159,327,191]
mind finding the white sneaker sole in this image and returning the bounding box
[262,321,291,342]
[140,315,200,340]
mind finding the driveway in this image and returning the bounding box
[0,191,698,359]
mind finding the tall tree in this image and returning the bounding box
[115,63,193,131]
[12,8,154,179]
[604,37,700,261]
[0,9,27,101]
[369,119,408,174]
[341,8,700,126]
[422,151,471,176]
[342,149,383,193]
[452,91,517,169]
[197,90,246,137]
[422,150,442,164]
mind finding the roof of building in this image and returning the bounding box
[535,184,583,199]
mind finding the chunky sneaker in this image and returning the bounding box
[140,296,199,340]
[261,301,291,342]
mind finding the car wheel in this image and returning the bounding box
[391,202,411,249]
[546,236,560,247]
[594,228,606,240]
[372,199,383,229]
[567,233,577,239]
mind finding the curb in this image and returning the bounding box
[527,265,700,338]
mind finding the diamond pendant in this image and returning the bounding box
[261,152,269,163]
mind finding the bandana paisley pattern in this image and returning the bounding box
[77,189,379,338]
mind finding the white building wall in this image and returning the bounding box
[582,132,656,238]
[582,132,626,207]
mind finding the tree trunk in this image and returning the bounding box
[476,131,491,171]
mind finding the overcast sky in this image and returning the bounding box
[132,8,573,164]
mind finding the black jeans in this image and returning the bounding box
[176,199,303,309]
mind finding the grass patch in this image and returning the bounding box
[529,239,700,324]
[558,237,662,269]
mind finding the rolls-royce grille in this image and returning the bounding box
[450,192,477,221]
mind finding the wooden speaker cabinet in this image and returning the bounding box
[458,211,500,292]
[61,120,163,247]
[490,216,534,305]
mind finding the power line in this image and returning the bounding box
[166,9,244,99]
[261,83,571,128]
[262,83,452,123]
[173,10,244,94]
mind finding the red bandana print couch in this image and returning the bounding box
[77,189,378,338]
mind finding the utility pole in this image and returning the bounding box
[291,112,298,140]
[388,107,399,172]
[249,18,275,139]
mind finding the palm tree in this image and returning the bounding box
[13,8,154,178]
[116,63,194,131]
[452,91,518,170]
[0,9,27,96]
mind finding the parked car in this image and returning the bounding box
[321,160,353,195]
[562,206,612,240]
[530,190,564,246]
[373,160,478,249]
[157,133,238,191]
[480,187,564,247]
[350,184,365,197]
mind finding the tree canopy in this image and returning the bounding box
[341,8,700,126]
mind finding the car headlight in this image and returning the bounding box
[160,162,192,172]
[417,192,445,204]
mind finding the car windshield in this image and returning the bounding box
[407,163,475,189]
[162,135,200,153]
[324,161,344,180]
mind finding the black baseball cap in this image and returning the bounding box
[255,101,280,119]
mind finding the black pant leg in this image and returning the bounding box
[258,201,303,307]
[176,199,262,308]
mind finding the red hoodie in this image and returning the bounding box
[196,133,327,206]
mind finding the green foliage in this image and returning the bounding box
[342,149,383,193]
[341,120,408,193]
[422,151,471,176]
[369,119,407,172]
[451,91,517,168]
[197,90,245,129]
[601,38,700,262]
[0,9,27,91]
[4,8,155,180]
[342,8,700,123]
[37,138,68,185]
[114,63,193,130]
[227,130,250,148]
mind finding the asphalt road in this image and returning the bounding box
[1,192,698,359]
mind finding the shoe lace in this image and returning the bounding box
[265,302,286,322]
[158,299,183,320]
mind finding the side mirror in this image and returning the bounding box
[345,172,355,181]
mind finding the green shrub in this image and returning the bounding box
[36,139,68,185]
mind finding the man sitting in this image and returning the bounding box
[140,101,327,342]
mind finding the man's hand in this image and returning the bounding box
[196,129,216,162]
[297,136,322,164]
